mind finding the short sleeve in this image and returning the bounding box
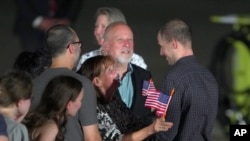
[9,123,29,141]
[78,76,98,126]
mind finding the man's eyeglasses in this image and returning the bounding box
[67,41,82,48]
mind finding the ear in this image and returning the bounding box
[102,41,109,52]
[16,100,22,108]
[66,101,73,111]
[67,44,74,54]
[16,99,29,108]
[93,77,102,87]
[171,38,178,49]
[100,38,104,46]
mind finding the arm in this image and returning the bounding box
[0,136,8,141]
[35,122,58,141]
[82,124,102,141]
[122,118,173,141]
[77,76,101,141]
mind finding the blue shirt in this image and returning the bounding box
[118,64,134,108]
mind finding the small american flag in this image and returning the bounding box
[155,93,170,117]
[143,79,160,109]
[143,79,175,118]
[156,88,175,118]
[145,90,161,109]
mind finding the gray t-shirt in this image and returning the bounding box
[31,68,98,141]
[5,117,29,141]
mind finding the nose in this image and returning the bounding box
[94,26,102,35]
[124,40,129,47]
[123,39,132,47]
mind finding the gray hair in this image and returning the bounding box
[103,21,128,40]
[95,7,127,24]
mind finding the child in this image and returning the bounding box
[24,75,83,141]
[0,70,32,141]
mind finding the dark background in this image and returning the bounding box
[1,0,250,140]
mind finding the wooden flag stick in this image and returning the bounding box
[161,88,175,119]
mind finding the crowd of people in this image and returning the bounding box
[0,6,218,141]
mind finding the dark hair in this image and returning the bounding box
[0,70,32,107]
[45,24,77,57]
[78,55,114,99]
[13,50,51,78]
[24,75,82,141]
[158,19,192,45]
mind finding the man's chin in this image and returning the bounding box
[118,57,132,64]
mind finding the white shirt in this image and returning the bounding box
[76,48,147,71]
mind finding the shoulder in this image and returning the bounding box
[11,122,28,133]
[131,64,151,76]
[34,68,91,85]
[5,118,26,132]
[131,53,147,69]
[76,49,102,71]
[130,64,152,82]
[5,119,29,141]
[80,49,101,60]
[33,120,58,141]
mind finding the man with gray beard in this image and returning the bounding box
[102,22,155,131]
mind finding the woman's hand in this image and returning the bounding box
[152,118,173,133]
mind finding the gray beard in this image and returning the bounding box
[117,56,132,64]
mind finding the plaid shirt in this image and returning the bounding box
[155,56,218,141]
